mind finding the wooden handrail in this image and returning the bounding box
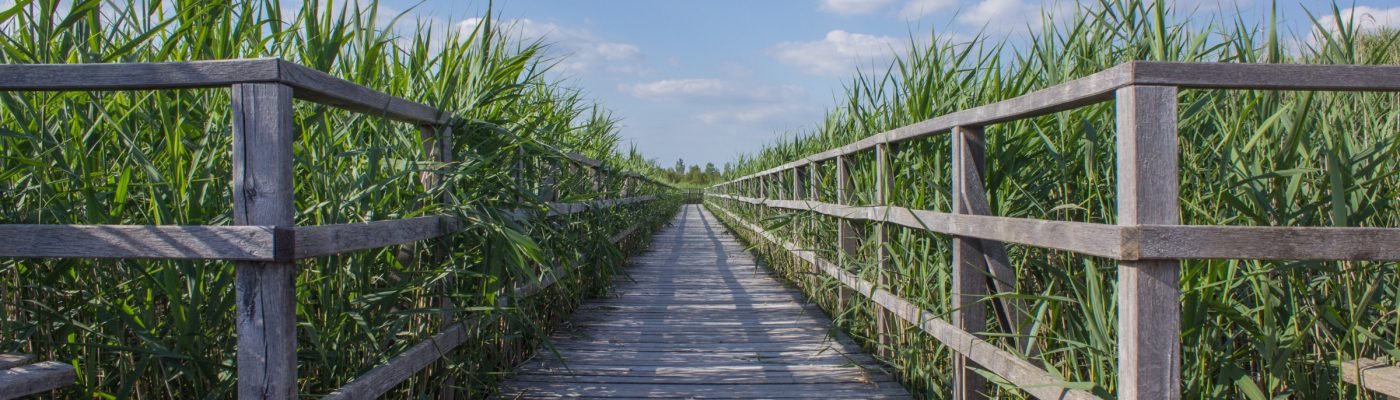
[0,59,677,399]
[705,61,1400,400]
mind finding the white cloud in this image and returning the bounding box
[899,0,957,20]
[698,104,816,125]
[457,17,645,74]
[772,30,904,76]
[957,0,1045,31]
[1315,6,1400,37]
[819,0,896,16]
[620,79,805,103]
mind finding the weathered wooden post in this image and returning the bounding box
[231,83,297,400]
[834,155,858,313]
[950,125,989,400]
[1115,85,1181,400]
[873,143,894,358]
[418,124,455,400]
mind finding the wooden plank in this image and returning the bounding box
[0,224,283,261]
[0,59,281,90]
[1341,358,1400,398]
[712,194,1128,259]
[230,82,297,400]
[950,126,989,400]
[1134,225,1400,261]
[293,216,461,259]
[0,354,33,370]
[0,361,75,399]
[499,205,908,399]
[712,205,1098,400]
[324,319,481,400]
[274,60,444,124]
[1132,61,1400,92]
[1114,85,1181,400]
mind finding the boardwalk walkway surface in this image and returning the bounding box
[497,205,909,399]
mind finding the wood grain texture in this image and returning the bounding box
[708,194,1128,259]
[1134,225,1400,260]
[711,205,1098,400]
[0,224,283,261]
[0,361,75,399]
[1114,85,1181,400]
[0,354,33,370]
[0,59,281,90]
[230,83,298,400]
[950,126,989,400]
[1341,358,1400,398]
[293,216,462,259]
[497,205,909,399]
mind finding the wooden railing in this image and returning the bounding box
[0,59,673,399]
[706,61,1400,400]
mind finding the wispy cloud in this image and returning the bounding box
[458,17,645,74]
[620,79,805,103]
[957,0,1046,31]
[772,30,904,76]
[899,0,957,20]
[818,0,897,16]
[1314,6,1400,36]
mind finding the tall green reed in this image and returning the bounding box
[0,0,679,398]
[715,1,1400,398]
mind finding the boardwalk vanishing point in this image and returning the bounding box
[498,205,911,398]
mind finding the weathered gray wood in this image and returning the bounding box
[950,126,989,400]
[0,59,282,90]
[498,206,909,399]
[1341,358,1400,399]
[873,143,895,359]
[1134,225,1400,260]
[324,319,480,400]
[231,83,297,400]
[834,155,860,263]
[0,59,445,124]
[711,205,1098,400]
[0,361,75,399]
[275,60,444,124]
[1132,61,1400,91]
[951,126,1034,356]
[0,224,284,261]
[294,216,461,259]
[712,194,1128,258]
[0,354,33,370]
[1115,85,1181,400]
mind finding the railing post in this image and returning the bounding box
[874,143,893,359]
[1115,85,1181,400]
[834,155,858,312]
[418,124,455,400]
[950,126,988,400]
[231,83,297,400]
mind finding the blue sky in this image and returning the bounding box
[374,0,1400,167]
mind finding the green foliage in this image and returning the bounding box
[716,1,1400,398]
[0,0,679,398]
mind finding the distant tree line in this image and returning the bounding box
[658,158,727,187]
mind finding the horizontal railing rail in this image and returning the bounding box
[0,59,674,399]
[706,61,1400,400]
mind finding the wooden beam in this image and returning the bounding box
[231,82,298,400]
[873,143,894,360]
[1134,225,1400,260]
[1114,85,1181,400]
[0,361,75,399]
[323,319,479,400]
[950,126,989,400]
[294,216,461,259]
[275,60,444,124]
[709,194,1128,259]
[0,59,282,91]
[1341,358,1400,399]
[0,224,285,261]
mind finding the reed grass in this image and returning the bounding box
[0,0,680,398]
[712,1,1400,398]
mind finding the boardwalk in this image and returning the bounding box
[497,205,909,399]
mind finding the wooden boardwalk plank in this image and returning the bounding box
[498,205,908,399]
